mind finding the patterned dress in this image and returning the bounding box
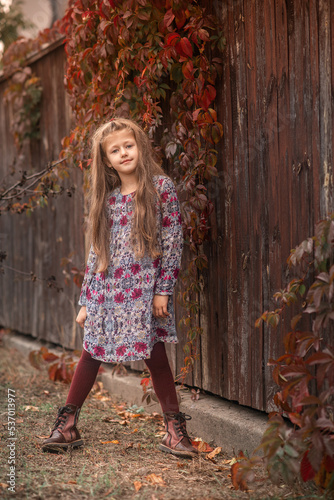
[79,175,183,363]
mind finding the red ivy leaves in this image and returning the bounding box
[250,215,334,491]
[166,32,193,58]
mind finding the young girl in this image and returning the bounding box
[42,118,198,458]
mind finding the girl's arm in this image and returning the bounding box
[76,306,87,327]
[154,177,183,296]
[78,245,97,306]
[152,294,169,318]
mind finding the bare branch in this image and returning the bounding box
[0,157,67,202]
[1,263,63,292]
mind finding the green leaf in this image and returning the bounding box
[170,63,183,83]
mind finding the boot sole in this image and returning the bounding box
[159,443,197,458]
[42,439,83,453]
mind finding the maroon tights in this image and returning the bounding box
[66,342,179,413]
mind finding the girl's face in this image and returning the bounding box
[103,129,139,180]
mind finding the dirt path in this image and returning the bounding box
[0,342,308,499]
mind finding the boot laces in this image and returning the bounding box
[52,405,73,432]
[170,412,192,440]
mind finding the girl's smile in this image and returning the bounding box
[104,129,139,180]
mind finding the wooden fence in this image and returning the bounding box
[0,1,333,412]
[0,39,85,351]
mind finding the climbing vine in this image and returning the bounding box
[4,66,42,149]
[60,0,225,382]
[0,21,65,214]
[234,215,334,493]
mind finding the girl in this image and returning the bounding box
[42,118,198,458]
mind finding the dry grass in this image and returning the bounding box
[0,342,313,499]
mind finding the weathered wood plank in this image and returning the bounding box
[0,45,85,349]
[319,0,333,216]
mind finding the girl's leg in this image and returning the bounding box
[42,349,101,452]
[144,342,179,413]
[66,349,102,407]
[145,342,197,458]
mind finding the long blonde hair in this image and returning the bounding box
[88,118,166,272]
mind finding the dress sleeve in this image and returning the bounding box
[78,244,97,306]
[154,177,183,295]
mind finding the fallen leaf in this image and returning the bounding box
[192,438,213,453]
[133,481,142,492]
[120,420,129,426]
[93,395,111,401]
[231,462,248,491]
[191,388,200,401]
[67,480,77,484]
[23,406,39,412]
[36,435,49,439]
[100,440,119,444]
[16,419,23,424]
[145,473,166,486]
[206,447,222,460]
[132,428,138,433]
[0,483,8,489]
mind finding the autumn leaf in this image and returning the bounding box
[206,447,222,460]
[300,451,315,482]
[166,32,180,46]
[163,8,174,28]
[145,473,166,486]
[23,405,39,411]
[231,462,248,491]
[177,37,193,58]
[42,350,59,362]
[192,438,213,452]
[133,481,142,492]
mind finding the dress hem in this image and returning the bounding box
[83,338,178,363]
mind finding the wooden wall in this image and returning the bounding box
[0,1,333,412]
[173,0,333,412]
[0,40,86,350]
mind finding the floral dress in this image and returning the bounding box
[79,175,183,362]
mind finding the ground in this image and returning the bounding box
[0,343,322,499]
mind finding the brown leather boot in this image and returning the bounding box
[159,412,198,458]
[42,404,83,452]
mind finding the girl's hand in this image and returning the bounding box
[153,295,169,319]
[76,306,87,328]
